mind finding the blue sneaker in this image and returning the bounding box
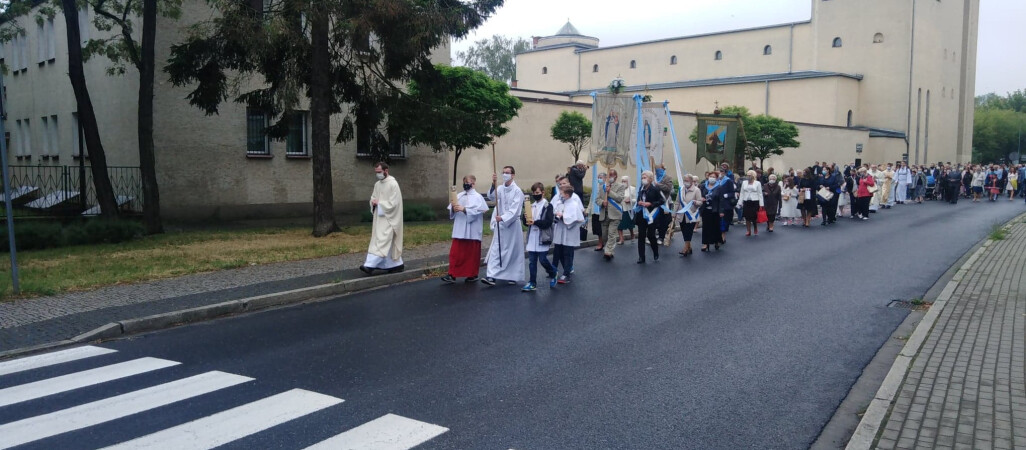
[550,278,558,288]
[521,283,536,292]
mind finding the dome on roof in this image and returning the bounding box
[556,21,581,36]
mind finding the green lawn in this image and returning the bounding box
[0,222,461,299]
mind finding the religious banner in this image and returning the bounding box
[590,93,636,167]
[696,114,741,167]
[628,102,665,171]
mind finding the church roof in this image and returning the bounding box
[563,71,863,96]
[555,21,582,36]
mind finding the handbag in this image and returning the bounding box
[756,207,768,224]
[867,184,879,194]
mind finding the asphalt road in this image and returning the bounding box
[2,199,1023,449]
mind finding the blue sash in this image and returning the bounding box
[608,198,624,213]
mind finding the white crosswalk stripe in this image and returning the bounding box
[0,371,252,449]
[305,413,449,450]
[0,345,116,376]
[100,389,344,450]
[0,347,450,449]
[0,357,179,408]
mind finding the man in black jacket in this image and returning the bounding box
[567,161,587,200]
[944,166,962,204]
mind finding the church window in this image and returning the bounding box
[670,55,677,65]
[847,110,853,127]
[630,60,636,69]
[593,64,599,72]
[873,33,884,44]
[763,45,772,55]
[542,66,547,74]
[832,37,843,48]
[715,50,722,60]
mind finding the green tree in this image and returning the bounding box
[455,34,530,85]
[394,65,522,186]
[165,0,502,237]
[81,0,183,234]
[745,114,800,170]
[972,108,1026,163]
[550,111,592,164]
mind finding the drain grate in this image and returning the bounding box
[887,299,932,310]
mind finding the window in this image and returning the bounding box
[286,111,309,156]
[13,120,21,157]
[48,115,58,158]
[873,33,884,44]
[387,126,407,158]
[763,45,772,55]
[629,60,636,69]
[246,108,270,155]
[847,110,853,127]
[46,18,56,61]
[541,67,547,75]
[18,119,31,158]
[17,33,29,71]
[714,50,722,60]
[37,22,45,64]
[72,112,88,158]
[670,55,677,65]
[40,116,50,157]
[592,64,598,73]
[832,37,843,48]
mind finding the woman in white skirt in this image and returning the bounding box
[837,178,850,217]
[779,176,800,226]
[1007,169,1018,201]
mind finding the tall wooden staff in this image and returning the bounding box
[491,141,502,267]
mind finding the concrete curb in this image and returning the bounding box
[0,238,601,361]
[844,212,1026,450]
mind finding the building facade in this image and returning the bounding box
[514,0,980,166]
[1,1,449,221]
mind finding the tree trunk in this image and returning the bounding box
[62,0,119,218]
[137,0,162,234]
[309,9,338,237]
[451,149,462,186]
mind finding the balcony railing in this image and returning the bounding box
[1,165,142,218]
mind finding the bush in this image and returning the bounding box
[359,203,438,223]
[0,219,144,252]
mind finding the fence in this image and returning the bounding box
[2,165,142,218]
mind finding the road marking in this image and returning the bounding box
[0,371,252,449]
[0,346,117,376]
[305,414,449,450]
[0,357,179,408]
[101,389,344,450]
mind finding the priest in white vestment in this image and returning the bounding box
[895,162,911,204]
[360,162,404,275]
[482,166,525,285]
[442,175,489,283]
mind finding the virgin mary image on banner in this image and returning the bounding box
[591,94,636,167]
[604,110,620,151]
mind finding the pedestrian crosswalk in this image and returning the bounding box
[0,345,449,449]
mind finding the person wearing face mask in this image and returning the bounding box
[699,172,727,251]
[442,175,489,284]
[591,172,608,252]
[617,175,636,245]
[654,164,674,245]
[482,166,526,286]
[762,174,781,232]
[521,182,556,291]
[552,184,586,284]
[718,168,737,242]
[737,170,765,236]
[675,174,703,256]
[597,168,626,260]
[895,162,911,205]
[633,170,664,263]
[360,162,405,275]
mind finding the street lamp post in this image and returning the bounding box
[0,71,21,294]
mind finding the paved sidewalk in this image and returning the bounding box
[871,217,1026,449]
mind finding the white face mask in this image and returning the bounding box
[375,173,385,180]
[708,177,717,183]
[502,173,512,183]
[642,178,650,186]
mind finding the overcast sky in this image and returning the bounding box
[452,0,1024,97]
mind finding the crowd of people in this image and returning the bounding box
[362,159,1025,292]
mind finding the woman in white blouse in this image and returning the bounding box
[737,170,765,236]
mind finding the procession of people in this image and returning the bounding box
[359,159,1026,293]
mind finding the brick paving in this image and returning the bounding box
[874,219,1026,450]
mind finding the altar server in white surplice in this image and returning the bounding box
[551,184,585,285]
[360,162,404,275]
[441,175,489,284]
[482,166,525,285]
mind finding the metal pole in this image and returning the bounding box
[0,72,21,294]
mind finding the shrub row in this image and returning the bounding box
[360,203,439,223]
[0,219,144,252]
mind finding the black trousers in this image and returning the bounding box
[848,192,857,215]
[947,185,960,203]
[823,195,839,222]
[656,212,671,240]
[634,214,659,260]
[855,196,871,217]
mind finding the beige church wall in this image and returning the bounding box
[153,3,448,221]
[516,46,584,93]
[753,125,868,174]
[766,77,859,126]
